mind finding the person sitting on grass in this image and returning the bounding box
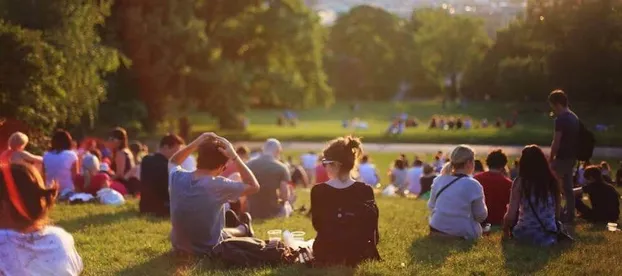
[246,139,292,219]
[75,154,127,196]
[358,155,380,188]
[0,163,83,275]
[407,159,424,196]
[428,145,488,239]
[43,130,79,200]
[474,149,512,226]
[4,132,43,166]
[139,134,185,217]
[311,136,380,267]
[418,164,437,200]
[168,133,259,256]
[573,166,620,224]
[390,159,409,196]
[503,145,561,247]
[315,155,330,184]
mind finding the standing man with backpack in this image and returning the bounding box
[548,90,581,224]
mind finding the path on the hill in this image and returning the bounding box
[242,141,622,158]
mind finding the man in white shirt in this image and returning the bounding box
[407,160,424,195]
[300,151,318,184]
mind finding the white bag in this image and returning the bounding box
[96,188,125,206]
[382,184,397,197]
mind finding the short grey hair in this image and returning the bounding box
[263,138,282,155]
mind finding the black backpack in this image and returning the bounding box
[576,121,595,162]
[316,186,381,266]
[212,237,299,267]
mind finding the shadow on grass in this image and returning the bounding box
[55,209,144,233]
[501,240,567,275]
[118,251,356,276]
[409,236,476,267]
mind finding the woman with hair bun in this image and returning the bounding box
[0,163,83,275]
[427,145,488,239]
[311,136,380,267]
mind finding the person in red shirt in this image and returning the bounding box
[314,155,330,184]
[474,149,512,225]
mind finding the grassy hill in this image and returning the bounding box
[190,101,621,147]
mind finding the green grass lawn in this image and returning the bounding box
[190,101,622,147]
[50,151,622,275]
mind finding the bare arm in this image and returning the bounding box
[550,131,562,162]
[279,181,290,202]
[19,151,43,164]
[71,161,79,180]
[213,135,259,197]
[114,152,126,176]
[503,178,522,238]
[169,133,215,168]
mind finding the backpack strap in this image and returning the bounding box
[435,175,466,200]
[526,199,555,235]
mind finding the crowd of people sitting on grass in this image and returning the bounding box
[429,112,518,130]
[1,90,622,275]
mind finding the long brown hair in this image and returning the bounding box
[518,145,561,205]
[0,163,57,231]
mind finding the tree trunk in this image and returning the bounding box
[178,116,191,141]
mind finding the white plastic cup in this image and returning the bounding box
[607,223,618,232]
[268,229,282,241]
[291,231,306,242]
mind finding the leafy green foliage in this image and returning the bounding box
[0,0,120,132]
[413,9,490,99]
[0,22,65,133]
[326,5,411,100]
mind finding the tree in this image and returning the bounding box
[413,9,490,99]
[0,21,65,135]
[326,5,411,100]
[1,0,120,130]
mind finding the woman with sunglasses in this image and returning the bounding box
[0,163,83,275]
[311,136,380,267]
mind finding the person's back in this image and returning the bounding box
[428,175,487,239]
[0,226,83,276]
[170,169,245,254]
[247,154,290,219]
[407,165,423,195]
[43,150,78,192]
[474,171,511,225]
[582,180,620,223]
[312,182,379,266]
[358,162,378,187]
[140,153,170,217]
[555,111,580,160]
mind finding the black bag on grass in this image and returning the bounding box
[212,237,299,267]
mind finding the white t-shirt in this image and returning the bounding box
[358,163,379,186]
[43,150,78,193]
[300,154,317,170]
[0,226,83,276]
[181,155,197,171]
[407,166,424,195]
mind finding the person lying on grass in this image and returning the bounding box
[311,136,381,267]
[573,165,620,224]
[0,163,83,276]
[427,145,488,240]
[168,133,260,256]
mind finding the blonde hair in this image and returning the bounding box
[441,145,475,176]
[8,132,28,150]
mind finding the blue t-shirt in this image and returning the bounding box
[554,111,579,159]
[168,166,245,254]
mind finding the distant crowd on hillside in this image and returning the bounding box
[1,90,621,275]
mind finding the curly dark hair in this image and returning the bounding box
[486,149,508,170]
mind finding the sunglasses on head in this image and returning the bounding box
[321,159,338,167]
